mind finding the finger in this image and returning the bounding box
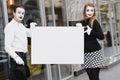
[84,31,87,33]
[86,25,89,28]
[30,22,37,26]
[76,23,82,27]
[22,61,24,65]
[22,63,24,65]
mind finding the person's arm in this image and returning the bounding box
[26,22,37,37]
[90,20,104,40]
[4,26,18,58]
[4,26,24,65]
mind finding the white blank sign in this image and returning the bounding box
[31,26,84,64]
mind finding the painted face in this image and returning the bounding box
[13,7,25,22]
[86,6,94,18]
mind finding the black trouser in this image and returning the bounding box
[9,52,27,80]
[85,68,100,80]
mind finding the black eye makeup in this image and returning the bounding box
[22,12,25,15]
[18,12,21,14]
[86,9,94,12]
[87,9,89,12]
[91,9,94,12]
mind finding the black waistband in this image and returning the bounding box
[10,52,27,61]
[15,51,27,56]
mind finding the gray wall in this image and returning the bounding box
[65,0,93,21]
[0,1,4,51]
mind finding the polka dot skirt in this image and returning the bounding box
[81,49,105,68]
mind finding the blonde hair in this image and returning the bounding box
[83,3,96,28]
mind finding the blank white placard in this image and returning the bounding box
[31,26,84,64]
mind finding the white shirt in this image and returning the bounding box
[4,19,31,59]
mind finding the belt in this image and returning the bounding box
[15,51,27,56]
[10,52,27,61]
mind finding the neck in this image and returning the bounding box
[13,17,21,23]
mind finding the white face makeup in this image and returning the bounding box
[14,7,25,22]
[86,6,94,18]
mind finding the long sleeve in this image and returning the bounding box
[90,20,104,40]
[80,19,104,52]
[25,22,37,37]
[4,26,18,59]
[26,28,31,37]
[4,19,28,55]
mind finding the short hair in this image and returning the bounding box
[11,4,25,12]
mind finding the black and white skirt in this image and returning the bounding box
[81,49,105,68]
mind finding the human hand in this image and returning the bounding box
[76,23,82,27]
[14,56,24,65]
[76,23,88,33]
[30,22,37,29]
[84,25,92,35]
